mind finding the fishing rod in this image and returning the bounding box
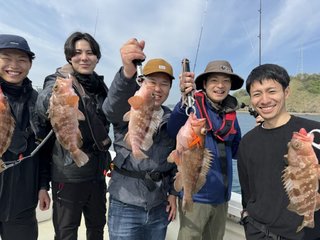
[0,130,54,173]
[193,0,209,72]
[181,58,196,115]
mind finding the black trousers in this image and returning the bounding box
[52,180,107,240]
[0,207,38,240]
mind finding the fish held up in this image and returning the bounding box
[0,87,15,172]
[48,75,89,167]
[168,112,212,212]
[282,128,320,232]
[123,80,158,160]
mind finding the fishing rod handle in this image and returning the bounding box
[181,58,196,115]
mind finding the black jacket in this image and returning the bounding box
[0,78,47,221]
[36,64,111,185]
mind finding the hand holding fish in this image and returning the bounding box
[120,38,146,79]
[282,128,320,232]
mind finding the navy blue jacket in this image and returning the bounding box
[167,95,241,204]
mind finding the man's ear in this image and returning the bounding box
[284,86,290,99]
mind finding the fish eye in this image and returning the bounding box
[201,128,207,135]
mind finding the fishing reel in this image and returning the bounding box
[240,103,259,118]
[133,59,145,86]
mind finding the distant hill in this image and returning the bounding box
[233,73,320,113]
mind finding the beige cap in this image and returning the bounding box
[143,58,174,80]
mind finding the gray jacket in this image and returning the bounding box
[102,68,177,210]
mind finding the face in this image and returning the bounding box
[69,39,98,75]
[250,79,289,126]
[203,73,231,103]
[144,72,171,110]
[0,49,32,85]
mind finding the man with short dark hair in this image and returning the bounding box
[0,34,46,240]
[36,32,112,240]
[238,63,320,240]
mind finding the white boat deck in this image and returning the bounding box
[37,192,245,240]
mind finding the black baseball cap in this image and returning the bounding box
[0,34,35,58]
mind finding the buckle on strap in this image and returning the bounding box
[246,216,285,240]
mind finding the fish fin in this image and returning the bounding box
[167,150,181,165]
[140,137,153,151]
[77,110,85,121]
[66,95,79,107]
[174,173,182,192]
[128,96,144,110]
[182,198,193,212]
[194,148,213,193]
[71,149,89,167]
[132,149,148,160]
[297,215,315,232]
[123,111,131,122]
[315,194,320,211]
[123,133,132,150]
[0,102,6,111]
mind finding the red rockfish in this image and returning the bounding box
[168,112,212,211]
[123,80,158,160]
[0,87,15,172]
[48,76,89,167]
[282,128,320,232]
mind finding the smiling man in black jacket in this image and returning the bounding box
[0,34,48,240]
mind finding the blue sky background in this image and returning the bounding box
[1,0,319,104]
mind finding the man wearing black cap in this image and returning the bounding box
[167,60,244,240]
[0,34,48,240]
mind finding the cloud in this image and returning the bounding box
[1,0,320,103]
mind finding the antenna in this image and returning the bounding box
[258,0,262,65]
[299,45,304,79]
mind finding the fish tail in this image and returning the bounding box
[71,149,89,167]
[167,150,181,165]
[182,198,193,212]
[297,215,315,232]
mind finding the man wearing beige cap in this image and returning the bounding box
[168,60,244,240]
[103,38,177,240]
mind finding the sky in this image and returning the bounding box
[1,0,320,104]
